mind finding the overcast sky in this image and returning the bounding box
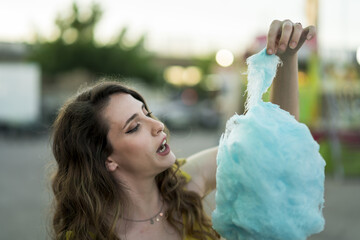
[0,0,359,56]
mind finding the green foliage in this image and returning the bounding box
[191,53,216,76]
[28,2,160,85]
[55,2,102,44]
[190,53,217,95]
[319,139,360,176]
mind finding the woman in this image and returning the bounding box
[51,20,316,240]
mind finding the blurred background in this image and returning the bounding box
[0,0,359,239]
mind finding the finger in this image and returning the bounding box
[266,20,282,55]
[306,25,316,40]
[289,22,303,49]
[296,25,316,49]
[277,20,294,54]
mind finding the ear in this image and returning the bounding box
[105,157,118,172]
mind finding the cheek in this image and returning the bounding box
[121,134,152,156]
[124,141,144,154]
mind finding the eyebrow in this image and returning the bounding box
[122,104,145,130]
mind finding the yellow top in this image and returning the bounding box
[176,158,192,182]
[66,159,213,240]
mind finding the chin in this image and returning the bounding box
[172,151,178,160]
[162,151,176,168]
[166,151,177,165]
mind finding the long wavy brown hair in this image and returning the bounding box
[51,81,219,240]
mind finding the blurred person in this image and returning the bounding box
[50,19,315,240]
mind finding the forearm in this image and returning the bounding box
[270,53,299,120]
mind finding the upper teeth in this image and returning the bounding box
[159,139,167,153]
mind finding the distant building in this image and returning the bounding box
[0,42,30,62]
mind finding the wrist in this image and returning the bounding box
[278,52,298,64]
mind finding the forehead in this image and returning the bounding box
[103,93,143,125]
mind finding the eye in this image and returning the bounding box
[146,111,152,117]
[126,124,140,134]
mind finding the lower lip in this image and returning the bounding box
[157,144,170,156]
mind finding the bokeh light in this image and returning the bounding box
[181,88,198,105]
[164,66,184,86]
[182,66,202,86]
[216,49,234,67]
[62,28,78,44]
[164,66,202,86]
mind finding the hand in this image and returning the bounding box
[266,19,316,58]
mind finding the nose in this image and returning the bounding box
[151,118,165,136]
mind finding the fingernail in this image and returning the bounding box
[267,48,273,54]
[290,41,297,49]
[307,34,312,40]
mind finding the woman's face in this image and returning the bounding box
[103,93,176,179]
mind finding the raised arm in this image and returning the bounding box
[182,20,316,198]
[266,20,316,120]
[181,146,218,198]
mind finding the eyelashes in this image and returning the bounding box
[126,111,153,134]
[126,124,139,134]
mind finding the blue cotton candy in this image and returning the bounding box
[212,48,326,240]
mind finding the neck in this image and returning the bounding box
[119,175,163,220]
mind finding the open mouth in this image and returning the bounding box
[157,139,167,153]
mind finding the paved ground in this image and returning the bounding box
[0,129,359,239]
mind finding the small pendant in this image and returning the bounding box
[159,212,163,217]
[150,219,154,224]
[156,217,160,222]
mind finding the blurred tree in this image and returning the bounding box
[55,2,102,44]
[192,53,216,76]
[191,53,217,95]
[28,2,160,85]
